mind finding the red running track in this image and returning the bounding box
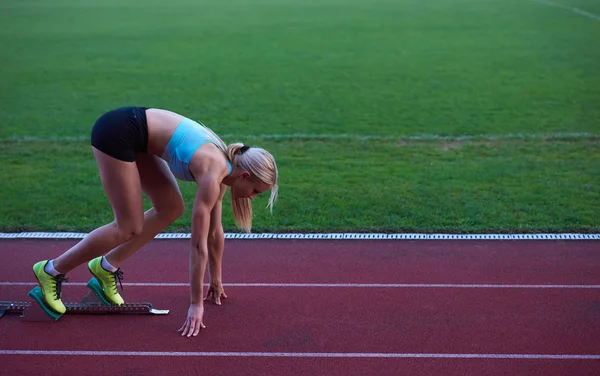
[1,239,599,376]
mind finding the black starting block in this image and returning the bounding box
[0,277,169,322]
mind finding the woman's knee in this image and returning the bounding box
[113,220,144,243]
[157,195,184,223]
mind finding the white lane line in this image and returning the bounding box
[1,282,600,289]
[1,131,598,143]
[1,232,599,240]
[0,350,598,359]
[530,0,600,21]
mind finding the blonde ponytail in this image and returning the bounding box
[231,197,253,233]
[226,143,245,162]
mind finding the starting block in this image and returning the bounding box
[0,277,169,322]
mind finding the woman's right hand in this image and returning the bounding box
[204,281,228,305]
[177,303,206,337]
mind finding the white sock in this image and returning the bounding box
[101,256,118,272]
[44,260,62,277]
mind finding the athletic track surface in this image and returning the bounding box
[1,235,599,376]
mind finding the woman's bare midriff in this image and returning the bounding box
[144,108,186,157]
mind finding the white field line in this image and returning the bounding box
[1,282,600,289]
[0,350,598,359]
[1,132,598,143]
[530,0,600,21]
[1,232,599,240]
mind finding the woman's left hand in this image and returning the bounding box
[204,281,228,305]
[177,303,206,337]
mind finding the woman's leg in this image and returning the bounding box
[104,154,185,267]
[33,147,145,313]
[52,147,145,273]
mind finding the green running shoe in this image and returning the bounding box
[87,257,124,305]
[32,260,67,314]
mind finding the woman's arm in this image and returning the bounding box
[178,175,220,337]
[205,185,228,305]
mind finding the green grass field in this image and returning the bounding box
[1,0,599,233]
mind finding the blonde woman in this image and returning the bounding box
[32,107,278,337]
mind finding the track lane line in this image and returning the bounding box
[0,350,598,359]
[1,232,599,239]
[1,282,600,289]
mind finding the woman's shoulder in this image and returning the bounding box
[190,143,231,178]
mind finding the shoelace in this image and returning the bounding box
[52,274,69,300]
[111,269,124,293]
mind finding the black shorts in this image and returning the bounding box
[90,107,149,162]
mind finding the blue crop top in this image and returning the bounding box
[161,118,232,181]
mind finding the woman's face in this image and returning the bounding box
[231,172,271,200]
